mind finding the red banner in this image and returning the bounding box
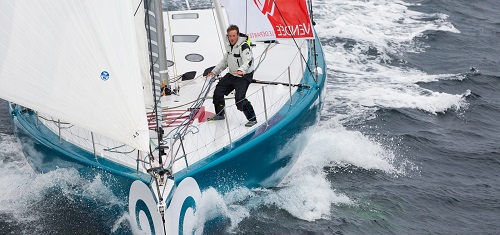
[253,0,313,39]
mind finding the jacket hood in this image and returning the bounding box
[230,33,249,47]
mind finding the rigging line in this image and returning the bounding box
[271,0,317,84]
[161,74,213,136]
[172,74,201,86]
[170,72,203,84]
[162,76,216,164]
[253,43,272,72]
[103,144,127,151]
[134,0,143,16]
[103,144,137,154]
[104,149,137,154]
[37,115,71,125]
[162,74,215,109]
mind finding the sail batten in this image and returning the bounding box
[0,0,151,151]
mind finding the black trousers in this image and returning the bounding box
[213,72,256,121]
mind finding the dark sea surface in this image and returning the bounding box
[1,0,500,234]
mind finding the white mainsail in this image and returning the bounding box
[0,1,151,151]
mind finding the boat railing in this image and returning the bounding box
[16,39,318,176]
[21,109,142,169]
[164,41,316,171]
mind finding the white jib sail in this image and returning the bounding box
[0,0,151,151]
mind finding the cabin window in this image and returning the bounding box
[172,35,199,43]
[185,53,204,62]
[172,13,199,19]
[166,60,174,67]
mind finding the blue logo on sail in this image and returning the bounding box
[100,71,110,81]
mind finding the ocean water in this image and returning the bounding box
[1,0,500,234]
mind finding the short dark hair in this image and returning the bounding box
[227,25,239,34]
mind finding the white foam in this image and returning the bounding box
[315,0,459,50]
[199,0,465,224]
[215,0,463,223]
[0,159,123,228]
[197,184,349,230]
[195,133,357,225]
[272,176,351,221]
[0,134,30,169]
[112,213,146,235]
[314,0,468,122]
[300,125,409,174]
[0,0,468,231]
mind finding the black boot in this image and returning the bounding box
[214,104,225,116]
[243,103,257,127]
[208,104,225,121]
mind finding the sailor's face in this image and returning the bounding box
[228,30,238,45]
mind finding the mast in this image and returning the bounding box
[144,1,171,231]
[144,0,169,165]
[154,0,169,90]
[151,0,168,159]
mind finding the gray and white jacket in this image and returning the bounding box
[212,33,254,80]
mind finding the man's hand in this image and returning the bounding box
[207,72,215,77]
[233,70,244,76]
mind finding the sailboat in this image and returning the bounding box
[0,0,326,233]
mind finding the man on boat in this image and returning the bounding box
[207,24,257,127]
